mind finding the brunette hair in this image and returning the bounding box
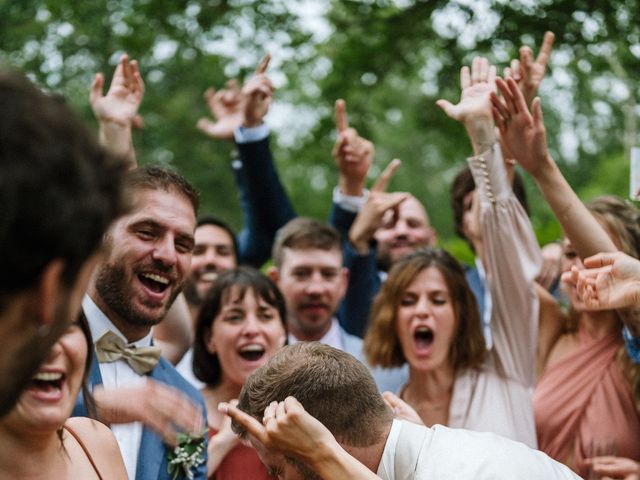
[235,342,393,446]
[364,248,486,370]
[450,166,529,250]
[125,165,199,216]
[192,267,287,386]
[271,218,342,268]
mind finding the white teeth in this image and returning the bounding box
[239,344,264,353]
[141,273,169,284]
[415,326,431,333]
[200,272,218,282]
[33,372,63,382]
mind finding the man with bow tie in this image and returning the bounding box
[73,164,207,480]
[71,55,207,480]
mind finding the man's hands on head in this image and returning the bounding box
[219,396,337,465]
[197,54,273,140]
[348,159,407,254]
[90,53,145,128]
[333,99,374,196]
[94,379,204,447]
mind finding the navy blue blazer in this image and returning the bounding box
[233,137,296,267]
[73,353,208,480]
[329,202,381,338]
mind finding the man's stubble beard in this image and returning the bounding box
[94,260,181,328]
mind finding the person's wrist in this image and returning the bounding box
[338,177,365,197]
[242,114,263,129]
[464,115,496,155]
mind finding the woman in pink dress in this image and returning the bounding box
[492,76,640,477]
[192,267,287,479]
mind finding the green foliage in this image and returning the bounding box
[1,0,637,262]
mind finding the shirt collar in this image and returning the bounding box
[82,294,153,348]
[287,318,344,350]
[377,419,401,480]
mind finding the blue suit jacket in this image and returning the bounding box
[73,353,208,480]
[233,137,296,267]
[329,202,381,338]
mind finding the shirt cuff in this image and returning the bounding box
[467,143,511,205]
[332,186,369,213]
[234,123,269,143]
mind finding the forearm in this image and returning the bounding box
[532,156,617,258]
[469,143,541,385]
[303,441,380,480]
[99,120,136,168]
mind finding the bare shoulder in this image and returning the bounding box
[64,417,128,479]
[542,331,580,371]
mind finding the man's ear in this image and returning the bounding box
[38,259,66,327]
[267,266,280,284]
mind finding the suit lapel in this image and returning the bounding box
[72,347,103,417]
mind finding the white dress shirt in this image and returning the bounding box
[83,295,153,480]
[287,317,344,350]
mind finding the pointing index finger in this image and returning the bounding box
[256,53,271,74]
[536,31,555,66]
[372,158,401,193]
[335,99,348,132]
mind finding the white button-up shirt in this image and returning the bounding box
[83,295,153,480]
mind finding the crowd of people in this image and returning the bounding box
[0,29,639,480]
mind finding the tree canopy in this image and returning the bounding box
[1,0,637,262]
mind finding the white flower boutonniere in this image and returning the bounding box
[167,431,206,480]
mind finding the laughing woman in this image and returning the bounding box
[192,267,287,479]
[0,316,126,479]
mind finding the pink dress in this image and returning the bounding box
[534,325,640,477]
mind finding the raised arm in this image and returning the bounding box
[438,57,541,386]
[197,55,295,267]
[90,53,144,168]
[491,77,618,259]
[328,100,381,336]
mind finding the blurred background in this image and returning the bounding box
[1,0,638,263]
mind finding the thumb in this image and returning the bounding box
[435,99,456,119]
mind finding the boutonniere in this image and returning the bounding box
[167,431,206,480]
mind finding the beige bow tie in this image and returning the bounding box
[94,330,161,375]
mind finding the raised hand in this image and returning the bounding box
[196,80,243,140]
[504,32,555,107]
[94,380,204,447]
[332,99,374,196]
[90,54,145,127]
[437,57,496,124]
[197,54,273,140]
[242,53,274,127]
[348,159,407,254]
[563,251,640,310]
[437,57,497,154]
[491,77,550,177]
